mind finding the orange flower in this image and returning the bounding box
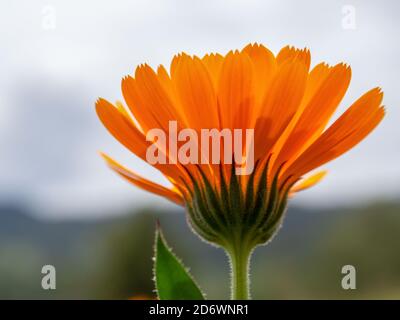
[96,43,384,248]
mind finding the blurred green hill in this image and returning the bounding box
[0,201,399,299]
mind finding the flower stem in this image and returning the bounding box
[227,243,252,300]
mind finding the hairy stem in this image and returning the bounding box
[227,242,252,300]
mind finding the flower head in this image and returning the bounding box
[96,43,384,250]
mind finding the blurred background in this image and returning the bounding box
[0,0,399,299]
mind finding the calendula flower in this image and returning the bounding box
[96,43,385,299]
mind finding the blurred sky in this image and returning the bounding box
[0,0,399,219]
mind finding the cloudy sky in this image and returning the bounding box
[0,0,399,219]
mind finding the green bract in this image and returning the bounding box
[183,157,294,251]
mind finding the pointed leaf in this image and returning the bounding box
[154,224,205,300]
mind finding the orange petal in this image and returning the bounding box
[95,98,182,181]
[122,64,184,133]
[269,63,333,169]
[101,153,184,206]
[290,170,327,193]
[284,88,385,180]
[96,98,149,160]
[273,63,351,172]
[242,43,277,112]
[202,53,224,89]
[172,54,219,130]
[301,62,333,107]
[254,59,308,161]
[277,46,311,70]
[170,53,185,79]
[217,50,255,130]
[156,65,176,100]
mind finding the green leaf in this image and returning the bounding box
[154,223,205,300]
